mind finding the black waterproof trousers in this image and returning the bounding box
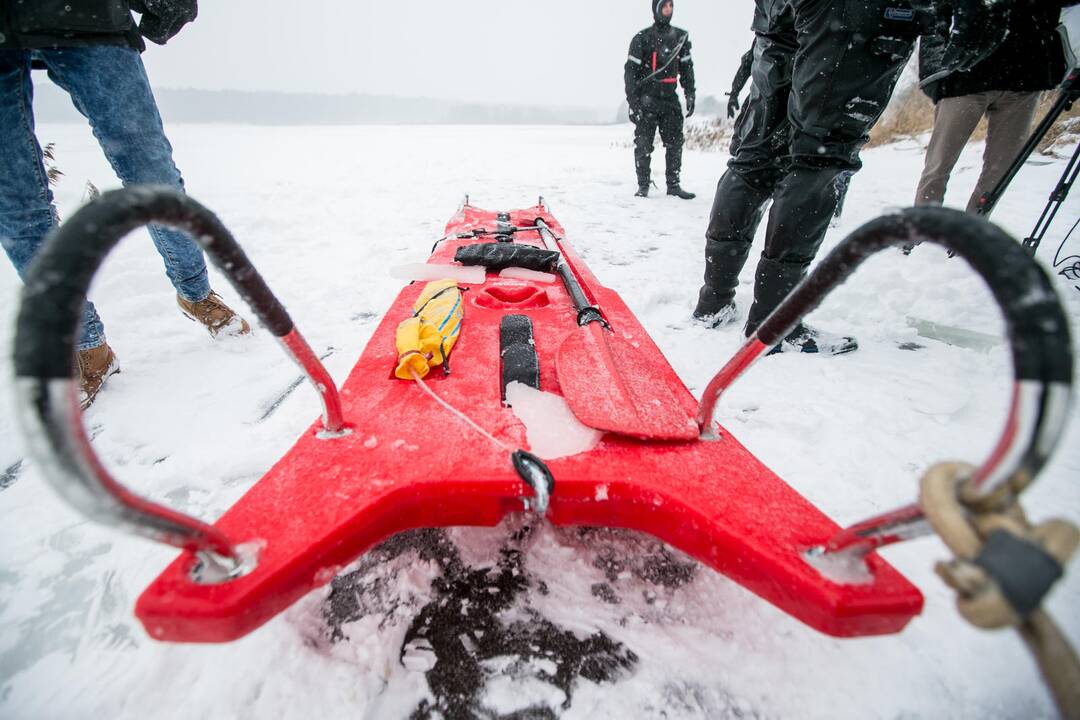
[696,0,917,329]
[634,97,684,189]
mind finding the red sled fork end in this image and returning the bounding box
[133,412,923,642]
[697,207,1073,569]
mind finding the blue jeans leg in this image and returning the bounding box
[39,45,211,302]
[0,50,105,350]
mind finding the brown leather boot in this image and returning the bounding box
[177,291,251,337]
[77,343,120,410]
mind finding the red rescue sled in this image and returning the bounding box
[149,197,922,641]
[20,191,1068,646]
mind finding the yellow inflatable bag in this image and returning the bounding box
[395,279,463,380]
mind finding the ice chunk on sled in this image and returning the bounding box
[506,381,602,460]
[498,267,557,283]
[389,263,486,284]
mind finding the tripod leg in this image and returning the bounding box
[1023,141,1080,256]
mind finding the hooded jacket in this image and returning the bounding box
[0,0,142,50]
[919,0,1077,100]
[624,0,695,107]
[0,0,196,51]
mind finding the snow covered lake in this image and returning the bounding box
[1,122,1078,718]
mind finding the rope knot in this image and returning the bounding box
[919,462,1079,629]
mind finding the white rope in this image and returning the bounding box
[410,369,511,452]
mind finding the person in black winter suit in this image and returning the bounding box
[691,0,933,355]
[625,0,696,199]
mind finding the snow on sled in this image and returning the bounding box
[14,188,1072,645]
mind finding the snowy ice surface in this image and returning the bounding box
[0,123,1078,719]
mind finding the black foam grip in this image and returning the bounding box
[757,207,1073,385]
[15,186,292,379]
[454,243,559,272]
[501,315,540,400]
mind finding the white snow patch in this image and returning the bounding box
[480,657,567,714]
[401,638,438,672]
[505,381,603,459]
[803,548,875,586]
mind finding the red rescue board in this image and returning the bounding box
[136,202,922,642]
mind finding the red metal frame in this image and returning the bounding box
[136,203,922,643]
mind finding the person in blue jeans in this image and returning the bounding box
[0,0,249,408]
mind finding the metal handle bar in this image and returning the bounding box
[13,186,348,577]
[696,207,1073,555]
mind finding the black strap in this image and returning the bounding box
[635,33,687,90]
[974,530,1064,618]
[413,285,462,318]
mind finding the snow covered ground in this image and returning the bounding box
[1,122,1078,719]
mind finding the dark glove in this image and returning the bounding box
[937,0,1011,77]
[726,94,739,119]
[628,104,642,124]
[137,0,198,45]
[685,94,695,118]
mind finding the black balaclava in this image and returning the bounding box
[652,0,673,25]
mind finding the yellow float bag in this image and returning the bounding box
[394,279,463,380]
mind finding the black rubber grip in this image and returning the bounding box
[15,186,293,379]
[454,243,559,272]
[500,315,540,401]
[757,207,1073,385]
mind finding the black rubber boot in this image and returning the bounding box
[635,185,650,198]
[769,324,858,355]
[745,255,857,355]
[667,186,696,200]
[692,295,738,328]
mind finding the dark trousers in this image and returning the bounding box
[697,0,916,329]
[633,98,684,188]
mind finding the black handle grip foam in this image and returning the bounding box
[15,186,292,379]
[757,206,1073,385]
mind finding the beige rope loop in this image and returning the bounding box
[918,461,1080,718]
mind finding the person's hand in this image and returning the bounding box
[629,105,642,124]
[138,0,198,45]
[726,94,739,119]
[938,0,1011,76]
[685,94,696,118]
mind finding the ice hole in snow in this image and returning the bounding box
[389,263,486,284]
[498,267,557,283]
[505,381,602,460]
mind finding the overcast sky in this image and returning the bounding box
[140,1,756,109]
